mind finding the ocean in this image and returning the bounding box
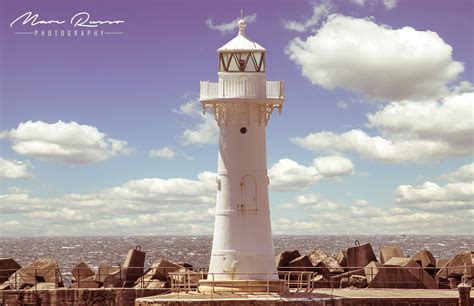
[0,235,472,271]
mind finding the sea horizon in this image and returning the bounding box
[2,235,472,270]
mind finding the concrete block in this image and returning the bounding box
[308,249,344,274]
[0,258,21,283]
[8,258,63,289]
[346,243,377,270]
[380,245,404,264]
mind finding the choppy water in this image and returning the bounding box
[0,235,472,271]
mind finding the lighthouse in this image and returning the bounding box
[199,13,284,288]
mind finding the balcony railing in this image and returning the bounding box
[200,80,284,101]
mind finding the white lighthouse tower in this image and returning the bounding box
[199,13,284,289]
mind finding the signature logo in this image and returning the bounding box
[10,11,125,37]
[10,11,125,28]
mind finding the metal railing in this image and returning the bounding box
[168,265,472,293]
[0,264,470,292]
[200,80,284,100]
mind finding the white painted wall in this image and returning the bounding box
[205,71,280,281]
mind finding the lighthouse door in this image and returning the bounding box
[240,175,257,211]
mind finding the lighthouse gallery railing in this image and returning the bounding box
[200,80,284,100]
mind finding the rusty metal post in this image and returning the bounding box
[458,276,472,306]
[420,266,422,289]
[118,264,122,287]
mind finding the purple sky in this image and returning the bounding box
[1,0,473,236]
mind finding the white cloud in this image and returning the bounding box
[367,92,473,147]
[183,117,218,145]
[382,0,397,9]
[271,162,473,235]
[268,158,320,191]
[176,100,218,145]
[0,158,32,179]
[295,193,343,209]
[349,0,397,10]
[272,150,472,234]
[272,217,322,232]
[292,90,474,162]
[349,0,367,6]
[421,165,474,214]
[451,80,474,95]
[286,14,463,101]
[149,146,175,159]
[0,171,217,235]
[336,100,348,109]
[395,181,474,212]
[276,202,296,210]
[442,163,474,183]
[283,2,333,32]
[0,121,132,165]
[293,129,450,162]
[313,155,354,177]
[272,193,472,235]
[268,156,354,191]
[353,199,369,207]
[206,13,257,34]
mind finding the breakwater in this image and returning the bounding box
[1,235,472,269]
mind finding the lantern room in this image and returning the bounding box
[217,18,266,73]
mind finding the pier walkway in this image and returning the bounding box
[136,288,470,305]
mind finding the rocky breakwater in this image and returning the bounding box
[275,241,473,290]
[0,246,198,305]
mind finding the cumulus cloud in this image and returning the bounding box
[313,155,354,177]
[283,1,333,32]
[367,92,473,147]
[0,121,132,165]
[268,158,320,191]
[295,193,343,209]
[149,146,175,159]
[349,0,397,10]
[442,163,474,183]
[272,192,472,235]
[206,13,256,34]
[0,171,216,235]
[272,162,474,234]
[393,161,474,214]
[286,14,463,101]
[0,191,50,214]
[395,181,474,212]
[292,129,465,162]
[292,90,474,162]
[176,99,218,145]
[268,156,354,191]
[272,217,322,232]
[0,158,32,179]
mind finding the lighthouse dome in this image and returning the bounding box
[217,17,265,52]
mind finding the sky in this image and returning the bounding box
[0,0,473,236]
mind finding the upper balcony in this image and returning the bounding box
[200,80,284,102]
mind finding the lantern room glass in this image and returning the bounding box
[219,51,265,72]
